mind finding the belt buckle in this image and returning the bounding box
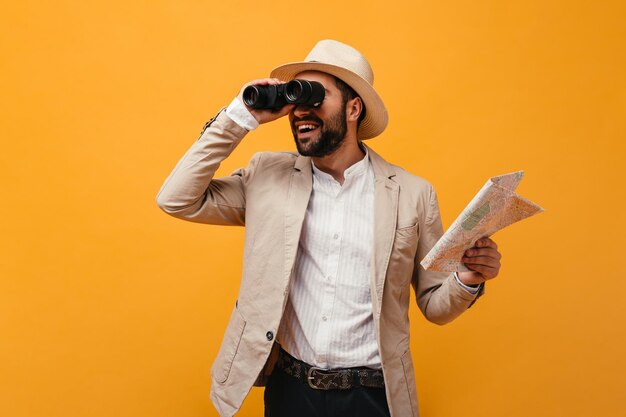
[307,367,339,390]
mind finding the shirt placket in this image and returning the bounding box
[314,179,345,368]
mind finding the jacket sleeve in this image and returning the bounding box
[156,109,259,226]
[412,185,484,325]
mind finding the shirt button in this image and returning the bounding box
[266,331,274,341]
[322,316,327,322]
[333,233,339,239]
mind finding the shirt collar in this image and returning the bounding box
[311,146,370,182]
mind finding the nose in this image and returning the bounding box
[292,103,316,118]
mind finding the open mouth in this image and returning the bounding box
[295,121,321,136]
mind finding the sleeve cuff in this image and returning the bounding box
[226,97,259,131]
[454,272,482,295]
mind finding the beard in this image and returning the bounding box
[291,106,348,157]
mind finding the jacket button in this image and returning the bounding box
[266,331,274,341]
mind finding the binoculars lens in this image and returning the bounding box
[242,86,263,107]
[285,81,303,102]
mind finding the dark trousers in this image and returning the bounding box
[264,365,391,417]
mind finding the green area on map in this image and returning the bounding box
[462,202,491,230]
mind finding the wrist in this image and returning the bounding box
[456,271,483,286]
[226,97,260,131]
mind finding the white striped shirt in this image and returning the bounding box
[277,149,381,369]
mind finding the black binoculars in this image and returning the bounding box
[242,80,325,111]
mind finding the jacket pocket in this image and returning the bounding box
[211,305,246,383]
[393,222,419,261]
[396,222,418,238]
[389,223,419,289]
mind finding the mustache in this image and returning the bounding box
[291,115,324,128]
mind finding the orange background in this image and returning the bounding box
[1,1,625,416]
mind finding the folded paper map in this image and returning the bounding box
[421,171,543,272]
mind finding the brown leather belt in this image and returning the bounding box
[276,347,385,390]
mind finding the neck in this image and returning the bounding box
[311,136,365,185]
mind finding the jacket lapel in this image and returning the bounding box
[284,154,313,284]
[365,145,399,317]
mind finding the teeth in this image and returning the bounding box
[298,124,318,132]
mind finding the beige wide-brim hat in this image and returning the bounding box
[270,39,388,140]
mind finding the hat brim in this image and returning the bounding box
[270,62,388,140]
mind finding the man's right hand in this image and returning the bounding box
[237,78,295,125]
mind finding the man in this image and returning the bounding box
[156,40,502,417]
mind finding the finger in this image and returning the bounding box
[465,247,502,260]
[243,78,285,88]
[250,103,295,124]
[273,103,295,118]
[476,237,498,250]
[264,78,284,85]
[462,256,500,268]
[464,263,499,279]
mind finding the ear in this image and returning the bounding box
[346,97,363,122]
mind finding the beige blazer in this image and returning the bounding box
[156,110,482,417]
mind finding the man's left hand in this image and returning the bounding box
[457,237,502,286]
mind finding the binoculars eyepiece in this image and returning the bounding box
[242,80,325,111]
